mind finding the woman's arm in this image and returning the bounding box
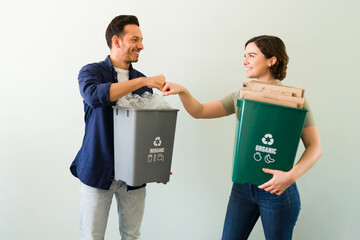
[258,125,322,195]
[162,82,227,119]
[289,125,322,180]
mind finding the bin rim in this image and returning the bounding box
[113,106,179,112]
[237,98,308,112]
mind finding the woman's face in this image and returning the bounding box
[243,42,274,81]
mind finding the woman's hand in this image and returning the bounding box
[258,168,295,195]
[162,82,185,96]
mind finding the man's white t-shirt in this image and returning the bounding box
[114,67,129,82]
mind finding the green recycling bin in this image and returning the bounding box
[232,99,308,186]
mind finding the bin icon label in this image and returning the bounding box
[148,137,166,163]
[232,99,307,186]
[254,133,277,164]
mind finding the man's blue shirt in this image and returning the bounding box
[70,56,153,190]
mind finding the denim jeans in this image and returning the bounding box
[80,180,146,240]
[221,183,301,240]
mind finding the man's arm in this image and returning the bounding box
[109,75,165,102]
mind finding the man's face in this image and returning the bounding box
[116,24,144,64]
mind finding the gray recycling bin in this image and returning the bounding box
[113,107,179,186]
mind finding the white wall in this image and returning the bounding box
[1,0,359,239]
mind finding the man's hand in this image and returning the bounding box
[157,172,173,185]
[145,75,166,90]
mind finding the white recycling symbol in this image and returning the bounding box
[153,137,162,147]
[261,133,274,145]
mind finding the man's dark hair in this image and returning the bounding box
[105,15,139,49]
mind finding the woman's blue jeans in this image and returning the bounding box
[221,183,301,240]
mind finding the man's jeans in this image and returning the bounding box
[221,183,301,240]
[80,180,146,240]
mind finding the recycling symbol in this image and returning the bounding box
[153,137,162,147]
[262,133,274,145]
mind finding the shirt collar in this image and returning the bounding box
[105,55,134,73]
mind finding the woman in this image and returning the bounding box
[162,35,322,239]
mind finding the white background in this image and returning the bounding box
[1,0,359,239]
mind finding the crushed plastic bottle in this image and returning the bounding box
[116,92,172,110]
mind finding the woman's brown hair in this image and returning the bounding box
[245,35,289,81]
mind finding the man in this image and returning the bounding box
[70,15,165,240]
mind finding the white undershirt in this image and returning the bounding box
[114,67,129,83]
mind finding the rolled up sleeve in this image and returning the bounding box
[219,91,238,116]
[78,65,112,109]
